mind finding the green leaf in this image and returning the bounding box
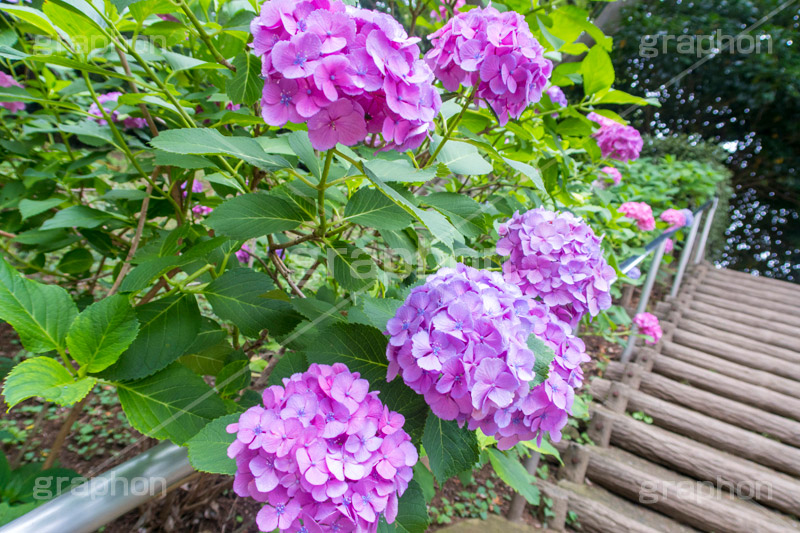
[57,248,93,274]
[527,336,556,387]
[150,128,289,171]
[596,89,655,107]
[227,52,261,106]
[18,197,64,220]
[329,241,377,292]
[0,258,77,354]
[102,294,201,381]
[521,438,562,464]
[422,412,479,484]
[0,5,58,36]
[377,479,429,533]
[582,46,615,96]
[204,268,302,338]
[487,448,540,504]
[344,188,413,230]
[66,294,140,374]
[434,139,493,176]
[216,360,250,398]
[268,351,309,386]
[363,159,436,183]
[3,357,95,409]
[206,192,306,240]
[421,192,488,239]
[287,131,320,179]
[503,158,546,192]
[116,362,227,444]
[186,413,239,475]
[40,206,114,230]
[42,0,109,53]
[347,296,402,331]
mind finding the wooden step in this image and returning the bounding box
[677,315,800,362]
[661,342,800,399]
[604,362,800,441]
[592,406,800,516]
[606,359,800,422]
[590,378,800,476]
[705,268,800,296]
[543,480,698,533]
[679,308,800,355]
[699,276,800,307]
[671,329,800,381]
[693,285,800,318]
[688,300,797,337]
[691,292,800,328]
[584,445,800,533]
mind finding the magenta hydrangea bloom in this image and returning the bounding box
[633,312,662,345]
[192,205,213,216]
[251,0,440,151]
[496,208,617,328]
[664,238,674,254]
[0,71,25,113]
[619,202,655,231]
[601,166,622,185]
[386,264,590,449]
[660,208,687,229]
[88,91,147,129]
[227,363,417,533]
[425,6,552,125]
[587,112,642,162]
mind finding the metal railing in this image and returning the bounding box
[619,197,719,362]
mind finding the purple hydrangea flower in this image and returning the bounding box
[546,86,567,108]
[88,91,146,129]
[587,112,643,162]
[680,208,694,227]
[192,205,213,216]
[227,363,417,532]
[619,202,656,231]
[386,263,590,449]
[251,0,440,151]
[236,244,252,263]
[633,312,662,345]
[496,208,617,328]
[0,72,25,113]
[424,6,552,125]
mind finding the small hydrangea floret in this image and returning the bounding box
[227,363,417,533]
[386,264,589,449]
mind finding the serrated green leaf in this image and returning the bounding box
[0,258,77,354]
[434,139,493,176]
[116,362,227,444]
[582,46,615,96]
[503,158,546,192]
[421,192,488,238]
[487,448,540,504]
[40,205,115,230]
[377,479,429,533]
[216,360,250,398]
[18,197,65,220]
[422,412,479,484]
[3,357,95,409]
[329,241,377,292]
[527,335,556,387]
[102,294,201,381]
[363,159,436,183]
[66,294,140,374]
[227,53,262,105]
[267,351,309,386]
[344,188,413,230]
[56,248,93,274]
[186,413,239,475]
[150,128,289,170]
[207,192,306,240]
[287,131,321,179]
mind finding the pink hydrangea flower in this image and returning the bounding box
[386,263,590,449]
[88,91,146,129]
[587,112,643,162]
[192,205,213,216]
[227,363,417,532]
[601,166,622,185]
[633,312,662,345]
[660,208,688,230]
[619,202,655,231]
[251,0,440,151]
[425,6,552,125]
[0,71,25,113]
[236,244,252,263]
[664,238,674,254]
[496,208,617,328]
[431,0,465,21]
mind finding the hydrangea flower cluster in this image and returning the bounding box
[634,312,662,345]
[546,86,567,108]
[619,201,655,231]
[496,208,617,328]
[664,238,674,254]
[0,72,25,113]
[250,0,441,151]
[227,363,417,533]
[88,92,147,129]
[385,264,589,449]
[592,166,622,189]
[587,112,643,162]
[660,208,685,229]
[424,6,552,125]
[192,205,213,216]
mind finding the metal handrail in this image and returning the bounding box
[620,197,718,362]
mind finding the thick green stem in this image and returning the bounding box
[317,150,334,236]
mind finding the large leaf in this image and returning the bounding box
[0,258,77,354]
[582,46,615,96]
[527,336,556,387]
[487,448,540,504]
[116,363,227,444]
[227,53,262,106]
[422,412,479,484]
[344,187,413,230]
[0,5,58,36]
[150,128,289,170]
[363,159,436,183]
[3,357,95,409]
[346,296,402,331]
[267,351,309,386]
[204,268,302,338]
[434,139,493,176]
[66,294,140,374]
[57,248,93,274]
[102,294,201,381]
[377,479,429,533]
[186,413,239,475]
[329,241,377,292]
[206,192,306,240]
[42,0,109,52]
[40,206,114,230]
[504,158,546,192]
[421,192,488,239]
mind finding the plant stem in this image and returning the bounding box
[175,0,236,71]
[42,396,89,470]
[109,180,154,295]
[427,89,474,166]
[317,150,334,236]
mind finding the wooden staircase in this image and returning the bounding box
[544,264,800,533]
